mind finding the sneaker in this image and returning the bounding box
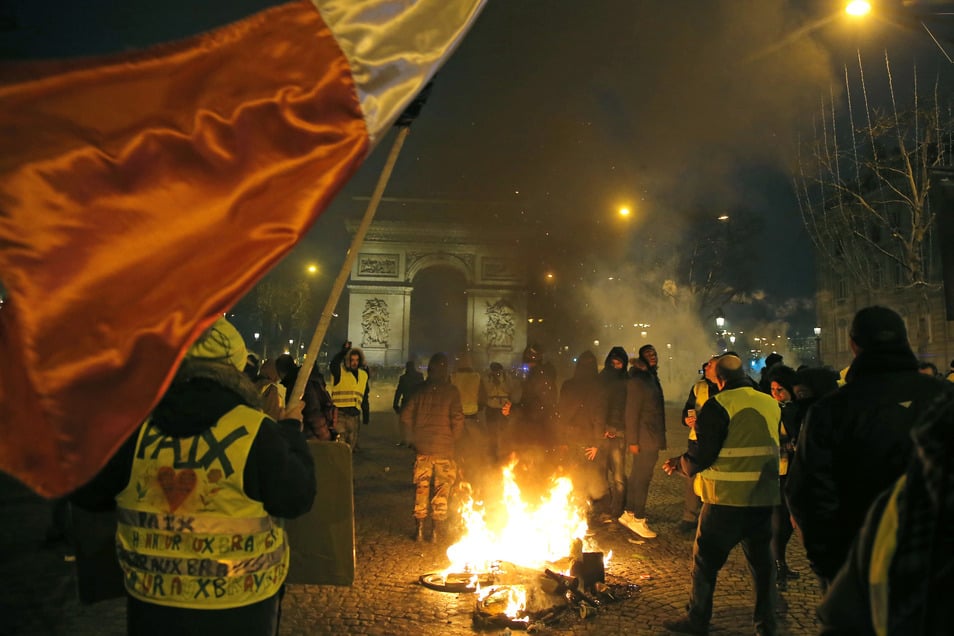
[619,514,657,538]
[662,616,708,635]
[598,513,615,524]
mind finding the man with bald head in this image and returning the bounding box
[662,354,781,636]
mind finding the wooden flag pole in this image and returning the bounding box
[288,125,411,407]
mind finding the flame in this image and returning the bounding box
[445,461,590,576]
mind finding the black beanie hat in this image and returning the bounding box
[850,306,910,352]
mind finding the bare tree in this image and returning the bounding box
[254,277,313,360]
[794,51,951,352]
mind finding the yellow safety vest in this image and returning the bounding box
[330,365,368,412]
[453,370,482,416]
[869,475,905,636]
[115,406,288,609]
[689,380,710,442]
[696,387,781,507]
[482,373,511,410]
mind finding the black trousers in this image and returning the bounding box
[687,503,776,635]
[127,588,282,636]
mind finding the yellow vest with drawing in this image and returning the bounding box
[696,387,781,507]
[115,405,288,609]
[330,366,368,412]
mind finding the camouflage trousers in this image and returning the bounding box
[337,411,360,450]
[413,455,457,521]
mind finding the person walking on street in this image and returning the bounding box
[71,317,316,636]
[662,354,781,636]
[400,353,464,543]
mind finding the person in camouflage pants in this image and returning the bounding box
[413,457,457,522]
[401,352,464,542]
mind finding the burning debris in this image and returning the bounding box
[418,460,640,630]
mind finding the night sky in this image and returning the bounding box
[4,0,954,364]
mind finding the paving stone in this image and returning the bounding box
[0,406,823,635]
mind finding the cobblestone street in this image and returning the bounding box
[1,405,823,636]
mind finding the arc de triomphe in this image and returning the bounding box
[345,217,528,368]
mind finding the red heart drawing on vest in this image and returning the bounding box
[157,467,197,512]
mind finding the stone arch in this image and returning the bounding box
[345,216,529,369]
[406,252,472,285]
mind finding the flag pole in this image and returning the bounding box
[288,124,411,408]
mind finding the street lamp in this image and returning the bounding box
[845,1,871,17]
[814,327,822,365]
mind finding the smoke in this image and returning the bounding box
[390,0,837,225]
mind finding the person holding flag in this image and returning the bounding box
[71,317,316,635]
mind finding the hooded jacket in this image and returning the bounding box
[71,359,317,519]
[599,346,629,435]
[400,355,465,457]
[786,347,947,581]
[558,351,606,447]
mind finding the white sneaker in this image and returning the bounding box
[619,512,657,538]
[617,511,636,532]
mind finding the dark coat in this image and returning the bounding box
[786,348,947,581]
[393,364,425,412]
[558,352,606,447]
[624,369,667,452]
[400,379,464,457]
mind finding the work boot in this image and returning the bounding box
[414,518,425,542]
[431,519,443,544]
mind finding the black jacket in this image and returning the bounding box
[624,369,667,452]
[786,348,946,581]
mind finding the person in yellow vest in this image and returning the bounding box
[677,356,720,532]
[71,317,316,636]
[481,361,513,462]
[329,346,370,451]
[662,354,781,636]
[817,385,954,635]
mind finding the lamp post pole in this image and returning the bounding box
[814,326,822,365]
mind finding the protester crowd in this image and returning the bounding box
[53,304,954,636]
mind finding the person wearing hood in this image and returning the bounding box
[619,344,667,539]
[786,306,947,590]
[816,386,954,635]
[329,345,370,451]
[597,346,629,522]
[557,351,608,521]
[71,317,316,636]
[400,352,464,543]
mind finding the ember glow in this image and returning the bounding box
[444,462,590,576]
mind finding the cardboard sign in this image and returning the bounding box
[284,440,355,586]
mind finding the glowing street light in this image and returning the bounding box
[619,206,631,217]
[845,1,871,17]
[306,263,319,275]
